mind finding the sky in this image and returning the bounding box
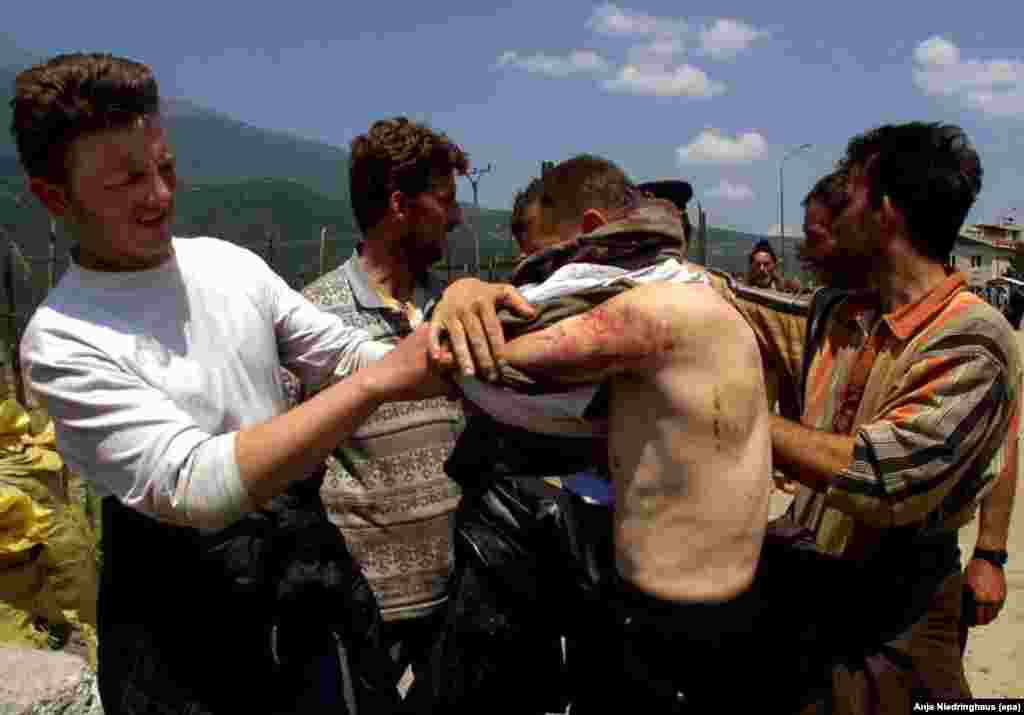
[5,1,1024,237]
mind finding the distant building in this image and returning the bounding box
[949,220,1022,287]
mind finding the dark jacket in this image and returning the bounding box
[96,471,400,714]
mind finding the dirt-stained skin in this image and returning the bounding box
[504,281,773,603]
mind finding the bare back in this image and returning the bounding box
[608,289,772,601]
[502,281,772,603]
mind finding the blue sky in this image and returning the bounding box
[5,1,1024,236]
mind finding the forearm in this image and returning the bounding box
[769,413,856,493]
[236,365,386,506]
[502,297,671,383]
[976,459,1017,551]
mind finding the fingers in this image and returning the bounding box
[466,314,499,382]
[446,319,477,377]
[476,305,507,381]
[428,316,446,359]
[974,601,1002,626]
[496,285,536,319]
[964,561,1007,627]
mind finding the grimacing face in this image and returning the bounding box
[49,115,176,271]
[828,164,883,271]
[798,198,869,291]
[403,171,462,270]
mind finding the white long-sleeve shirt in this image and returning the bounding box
[21,237,388,530]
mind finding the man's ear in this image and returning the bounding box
[581,208,608,235]
[28,177,70,219]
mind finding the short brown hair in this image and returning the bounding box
[348,117,469,234]
[11,53,159,183]
[539,154,631,227]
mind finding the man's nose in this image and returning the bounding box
[147,172,173,207]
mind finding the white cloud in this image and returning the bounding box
[604,64,725,97]
[914,36,960,67]
[964,89,1024,116]
[707,179,754,201]
[626,36,686,67]
[699,19,768,60]
[912,36,1024,117]
[587,3,687,38]
[677,129,767,164]
[501,9,770,101]
[497,50,611,78]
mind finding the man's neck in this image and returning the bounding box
[875,239,948,314]
[358,230,415,304]
[72,242,175,273]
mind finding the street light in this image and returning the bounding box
[464,163,493,276]
[779,143,813,278]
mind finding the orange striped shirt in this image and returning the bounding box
[709,269,1021,557]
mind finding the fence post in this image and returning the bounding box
[4,244,26,406]
[318,226,329,278]
[48,219,57,290]
[266,227,277,274]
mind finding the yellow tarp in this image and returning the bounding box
[0,483,52,556]
[0,399,98,668]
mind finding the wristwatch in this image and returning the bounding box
[972,548,1008,568]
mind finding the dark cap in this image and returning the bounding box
[750,239,777,261]
[636,180,694,211]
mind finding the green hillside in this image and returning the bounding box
[1,64,352,200]
[0,35,793,288]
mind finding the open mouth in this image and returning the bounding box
[138,214,167,228]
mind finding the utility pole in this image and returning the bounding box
[779,143,813,278]
[465,163,493,277]
[695,202,707,267]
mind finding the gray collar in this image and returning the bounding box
[341,249,442,313]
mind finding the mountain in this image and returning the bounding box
[0,63,351,201]
[160,99,350,199]
[0,37,792,286]
[0,33,41,71]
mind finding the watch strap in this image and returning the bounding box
[972,548,1008,568]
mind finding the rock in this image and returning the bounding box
[0,647,102,715]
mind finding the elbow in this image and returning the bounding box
[167,435,251,531]
[825,482,897,530]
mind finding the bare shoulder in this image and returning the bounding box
[613,282,759,362]
[501,280,760,385]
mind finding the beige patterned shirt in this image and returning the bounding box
[301,252,464,621]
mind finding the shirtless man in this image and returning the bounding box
[497,282,771,602]
[430,155,773,708]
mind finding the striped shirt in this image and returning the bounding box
[709,269,1022,558]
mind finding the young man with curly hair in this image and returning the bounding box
[14,54,457,714]
[301,117,469,711]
